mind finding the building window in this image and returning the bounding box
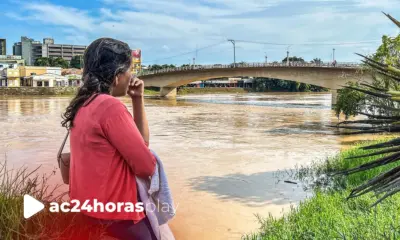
[44,81,49,87]
[37,81,42,87]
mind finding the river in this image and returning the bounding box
[0,92,376,239]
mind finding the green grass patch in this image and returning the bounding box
[143,88,159,96]
[245,137,400,240]
[177,87,248,95]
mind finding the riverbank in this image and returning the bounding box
[177,87,248,95]
[0,161,107,240]
[245,137,400,239]
[0,86,243,96]
[0,86,328,97]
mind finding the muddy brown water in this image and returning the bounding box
[0,93,377,239]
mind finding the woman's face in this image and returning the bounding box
[110,65,132,97]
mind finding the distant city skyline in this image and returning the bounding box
[1,0,400,65]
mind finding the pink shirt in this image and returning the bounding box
[69,94,156,221]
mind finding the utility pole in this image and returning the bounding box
[228,39,236,67]
[196,44,198,63]
[286,51,289,66]
[286,45,291,66]
[265,52,268,63]
[193,57,195,65]
[333,48,335,62]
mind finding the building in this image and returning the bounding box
[0,68,6,86]
[0,65,64,87]
[0,55,25,69]
[65,74,83,86]
[15,36,43,66]
[42,38,86,61]
[13,42,22,55]
[0,63,20,87]
[6,68,20,87]
[32,73,68,87]
[19,66,61,86]
[131,49,142,75]
[46,67,62,75]
[0,39,6,55]
[13,36,87,66]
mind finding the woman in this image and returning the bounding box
[61,38,157,240]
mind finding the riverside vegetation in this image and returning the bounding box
[244,137,400,239]
[246,12,400,240]
[0,160,106,240]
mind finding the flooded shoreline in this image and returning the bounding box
[0,93,375,239]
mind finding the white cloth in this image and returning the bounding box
[136,150,176,240]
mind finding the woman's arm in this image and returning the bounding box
[103,101,156,178]
[128,77,150,145]
[132,96,150,144]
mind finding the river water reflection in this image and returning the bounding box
[0,93,376,239]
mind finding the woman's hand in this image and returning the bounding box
[127,77,145,98]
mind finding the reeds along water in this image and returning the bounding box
[0,160,107,240]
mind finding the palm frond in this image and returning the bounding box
[334,152,400,176]
[332,12,400,204]
[343,86,391,98]
[383,12,400,29]
[346,146,400,159]
[362,138,400,150]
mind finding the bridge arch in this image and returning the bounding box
[139,65,372,104]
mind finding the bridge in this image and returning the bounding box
[138,62,372,104]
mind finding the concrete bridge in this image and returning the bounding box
[138,62,372,104]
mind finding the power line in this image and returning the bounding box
[232,39,381,46]
[142,41,226,63]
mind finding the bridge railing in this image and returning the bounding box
[138,62,363,76]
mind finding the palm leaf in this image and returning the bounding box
[346,146,400,159]
[383,12,400,28]
[333,12,400,204]
[362,138,400,150]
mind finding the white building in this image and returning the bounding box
[32,73,68,87]
[65,74,83,86]
[46,67,62,76]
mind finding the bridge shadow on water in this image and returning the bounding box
[188,170,310,207]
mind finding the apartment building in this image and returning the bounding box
[41,38,86,61]
[13,37,87,65]
[0,39,6,55]
[13,42,22,55]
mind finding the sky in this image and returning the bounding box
[1,0,400,65]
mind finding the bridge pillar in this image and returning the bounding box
[160,87,177,98]
[331,89,338,106]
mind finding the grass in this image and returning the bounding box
[177,87,248,95]
[0,159,106,240]
[244,137,400,240]
[144,88,159,96]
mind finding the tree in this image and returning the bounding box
[33,57,69,68]
[333,12,400,205]
[34,57,50,66]
[282,56,305,63]
[52,57,69,69]
[70,55,83,69]
[148,64,175,71]
[311,58,323,65]
[335,28,400,119]
[251,77,326,92]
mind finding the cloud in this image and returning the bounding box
[162,45,170,52]
[22,3,95,31]
[5,0,400,64]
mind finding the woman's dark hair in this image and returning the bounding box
[61,38,132,129]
